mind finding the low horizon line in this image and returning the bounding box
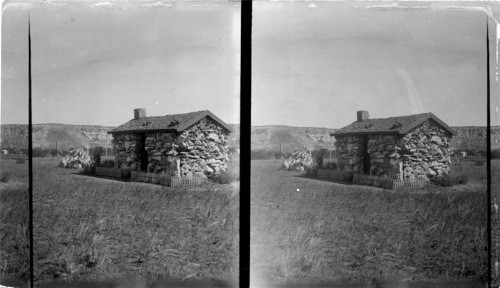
[0,122,496,129]
[250,124,497,129]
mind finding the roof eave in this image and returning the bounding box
[108,128,177,135]
[330,113,457,138]
[176,110,235,133]
[330,131,400,137]
[400,113,457,136]
[108,110,235,135]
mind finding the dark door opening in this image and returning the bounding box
[139,134,148,172]
[362,136,370,175]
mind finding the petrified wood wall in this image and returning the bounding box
[175,117,230,178]
[396,120,452,180]
[144,132,178,175]
[366,134,400,177]
[335,136,364,173]
[112,117,230,178]
[335,120,452,180]
[112,133,141,170]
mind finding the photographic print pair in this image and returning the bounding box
[1,1,498,288]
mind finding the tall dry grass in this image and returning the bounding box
[492,160,500,200]
[33,158,239,285]
[0,158,30,283]
[251,160,487,286]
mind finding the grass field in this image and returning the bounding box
[1,154,497,287]
[251,159,491,287]
[0,157,240,286]
[0,157,29,286]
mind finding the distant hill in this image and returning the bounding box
[251,126,337,153]
[451,126,500,151]
[1,123,498,152]
[250,125,500,153]
[0,123,240,151]
[1,124,114,151]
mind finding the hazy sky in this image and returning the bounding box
[252,1,500,128]
[1,0,240,126]
[3,1,500,128]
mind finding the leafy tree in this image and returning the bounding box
[311,148,329,168]
[92,146,104,166]
[274,151,284,159]
[492,149,500,159]
[50,149,59,157]
[33,148,46,157]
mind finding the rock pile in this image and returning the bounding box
[112,117,230,178]
[281,149,315,171]
[59,147,92,169]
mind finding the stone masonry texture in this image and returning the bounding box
[112,117,230,178]
[335,119,453,180]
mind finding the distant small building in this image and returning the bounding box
[331,111,457,181]
[108,109,233,178]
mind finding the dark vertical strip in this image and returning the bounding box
[240,1,251,288]
[28,13,34,288]
[486,17,492,288]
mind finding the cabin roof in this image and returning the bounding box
[108,110,234,134]
[331,112,457,137]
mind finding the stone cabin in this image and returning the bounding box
[331,111,457,181]
[108,109,234,178]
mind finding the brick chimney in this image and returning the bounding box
[357,110,369,122]
[134,108,146,120]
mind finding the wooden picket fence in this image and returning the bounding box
[95,167,206,187]
[318,169,429,190]
[95,167,126,179]
[130,171,206,187]
[352,174,394,189]
[390,177,430,189]
[352,174,429,190]
[317,169,352,181]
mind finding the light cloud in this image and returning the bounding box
[142,2,172,8]
[365,3,428,10]
[192,3,220,7]
[43,0,68,7]
[91,2,114,7]
[2,2,33,12]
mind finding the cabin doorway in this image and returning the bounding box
[139,134,148,172]
[362,136,370,175]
